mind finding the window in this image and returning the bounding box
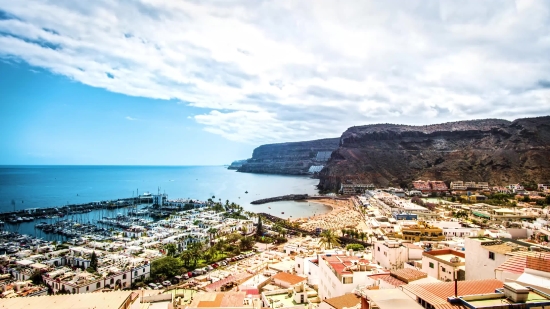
[429,262,434,269]
[343,277,353,284]
[86,286,89,291]
[441,267,446,272]
[489,252,495,260]
[123,274,127,279]
[143,269,146,273]
[377,247,380,252]
[110,278,114,284]
[134,271,138,276]
[96,282,101,288]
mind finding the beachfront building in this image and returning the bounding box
[341,184,375,195]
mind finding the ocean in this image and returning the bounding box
[0,165,330,239]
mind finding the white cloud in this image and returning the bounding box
[1,0,549,144]
[125,116,138,121]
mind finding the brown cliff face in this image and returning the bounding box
[237,138,340,175]
[318,116,550,191]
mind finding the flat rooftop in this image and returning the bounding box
[467,291,550,307]
[0,290,134,309]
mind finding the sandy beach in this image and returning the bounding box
[294,198,365,233]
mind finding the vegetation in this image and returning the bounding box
[318,230,340,249]
[164,243,177,257]
[151,256,185,280]
[256,215,263,238]
[345,244,365,251]
[87,251,98,273]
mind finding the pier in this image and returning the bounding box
[0,196,153,223]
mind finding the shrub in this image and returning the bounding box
[345,244,365,251]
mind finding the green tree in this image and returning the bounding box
[318,230,340,249]
[151,256,184,280]
[240,236,255,251]
[180,250,192,268]
[165,243,177,257]
[346,244,365,251]
[523,195,531,203]
[256,216,263,238]
[188,241,204,267]
[30,270,43,285]
[88,251,98,272]
[207,228,218,244]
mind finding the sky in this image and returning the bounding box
[1,0,550,165]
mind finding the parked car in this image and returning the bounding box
[206,265,213,271]
[182,274,189,280]
[188,272,193,278]
[148,283,157,289]
[162,281,171,287]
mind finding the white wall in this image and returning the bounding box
[373,241,408,270]
[464,238,509,281]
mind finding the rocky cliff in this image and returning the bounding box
[237,138,340,175]
[318,116,550,191]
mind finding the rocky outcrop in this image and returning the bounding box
[237,138,340,175]
[228,160,247,170]
[318,116,550,191]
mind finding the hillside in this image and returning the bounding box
[318,116,550,191]
[237,138,340,175]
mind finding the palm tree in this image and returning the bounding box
[207,228,218,244]
[180,250,192,267]
[188,241,204,267]
[318,230,340,249]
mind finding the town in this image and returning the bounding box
[0,180,549,309]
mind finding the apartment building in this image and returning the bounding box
[317,254,374,300]
[372,241,423,270]
[421,249,465,281]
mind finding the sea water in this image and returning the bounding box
[0,165,330,238]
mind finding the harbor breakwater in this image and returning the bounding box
[251,194,309,205]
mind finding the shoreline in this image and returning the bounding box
[291,197,365,232]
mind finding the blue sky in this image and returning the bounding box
[0,61,253,165]
[1,1,550,165]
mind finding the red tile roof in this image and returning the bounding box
[526,255,550,273]
[496,251,550,275]
[369,274,406,287]
[402,279,503,309]
[495,255,527,274]
[272,272,306,285]
[390,269,428,283]
[323,293,361,309]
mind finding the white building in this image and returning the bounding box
[421,249,465,281]
[372,241,423,270]
[317,254,379,300]
[464,237,531,281]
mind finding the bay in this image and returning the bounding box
[0,166,330,239]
